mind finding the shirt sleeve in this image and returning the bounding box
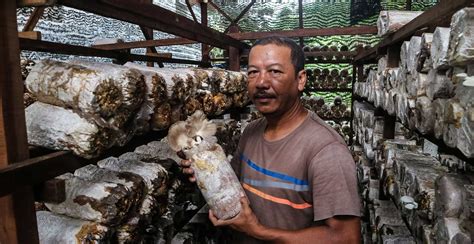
[308,142,361,221]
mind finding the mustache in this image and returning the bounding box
[253,91,276,98]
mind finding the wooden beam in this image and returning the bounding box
[223,0,255,33]
[93,26,378,50]
[406,0,412,10]
[58,0,249,50]
[209,1,233,23]
[17,0,55,7]
[298,0,304,46]
[378,0,474,49]
[355,0,474,63]
[185,0,198,23]
[231,25,378,40]
[147,52,172,58]
[228,25,240,71]
[22,7,45,32]
[19,38,206,65]
[1,1,39,243]
[18,31,41,40]
[138,0,163,67]
[0,129,170,198]
[33,178,65,203]
[305,51,357,58]
[92,37,196,50]
[201,1,210,65]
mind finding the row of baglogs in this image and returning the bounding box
[303,45,351,60]
[355,7,474,158]
[301,95,351,119]
[24,59,249,158]
[305,68,352,89]
[353,101,473,243]
[301,96,351,143]
[36,116,244,243]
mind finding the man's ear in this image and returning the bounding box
[297,69,307,92]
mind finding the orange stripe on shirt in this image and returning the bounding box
[243,183,312,210]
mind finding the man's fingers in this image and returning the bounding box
[183,168,194,175]
[240,196,250,206]
[189,176,196,182]
[209,210,234,226]
[180,159,192,167]
[209,210,220,226]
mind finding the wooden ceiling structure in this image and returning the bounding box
[0,0,383,243]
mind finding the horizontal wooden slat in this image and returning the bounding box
[305,51,357,58]
[232,25,378,40]
[17,0,56,7]
[355,0,474,62]
[93,26,378,50]
[19,38,206,65]
[18,31,41,40]
[146,52,172,58]
[0,130,168,197]
[58,0,249,50]
[378,0,474,49]
[354,95,474,164]
[304,88,353,93]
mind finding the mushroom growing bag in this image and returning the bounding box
[167,110,245,220]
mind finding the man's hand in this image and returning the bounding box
[180,159,196,183]
[209,196,263,236]
[209,196,361,243]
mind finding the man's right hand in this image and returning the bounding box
[180,159,196,183]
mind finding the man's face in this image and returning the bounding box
[247,44,306,116]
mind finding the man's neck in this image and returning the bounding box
[263,101,308,141]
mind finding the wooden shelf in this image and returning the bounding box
[306,59,353,64]
[354,96,473,164]
[354,0,474,63]
[0,130,168,197]
[304,88,352,93]
[20,38,207,65]
[319,116,352,122]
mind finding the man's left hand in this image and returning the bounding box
[209,196,263,236]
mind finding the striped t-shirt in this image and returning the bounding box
[229,111,360,243]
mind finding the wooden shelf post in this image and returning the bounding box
[0,1,39,243]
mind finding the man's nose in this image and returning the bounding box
[255,72,270,89]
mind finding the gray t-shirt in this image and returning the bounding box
[229,111,360,242]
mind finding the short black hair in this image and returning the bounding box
[251,36,305,76]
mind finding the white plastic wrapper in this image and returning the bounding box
[426,69,454,100]
[431,27,451,70]
[377,11,423,37]
[400,41,411,71]
[26,102,113,158]
[448,7,474,66]
[37,211,111,244]
[45,173,134,225]
[408,36,422,76]
[26,59,145,129]
[414,96,434,135]
[168,111,245,220]
[416,32,434,73]
[433,99,448,139]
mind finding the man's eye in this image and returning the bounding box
[270,70,282,74]
[247,70,258,77]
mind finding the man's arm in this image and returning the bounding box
[210,197,361,244]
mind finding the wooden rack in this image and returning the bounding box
[354,96,473,165]
[352,0,474,164]
[0,0,380,242]
[354,0,474,64]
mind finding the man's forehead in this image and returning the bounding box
[249,44,292,63]
[250,44,291,54]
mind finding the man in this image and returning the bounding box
[182,36,361,243]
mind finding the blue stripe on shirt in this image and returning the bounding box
[240,154,309,186]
